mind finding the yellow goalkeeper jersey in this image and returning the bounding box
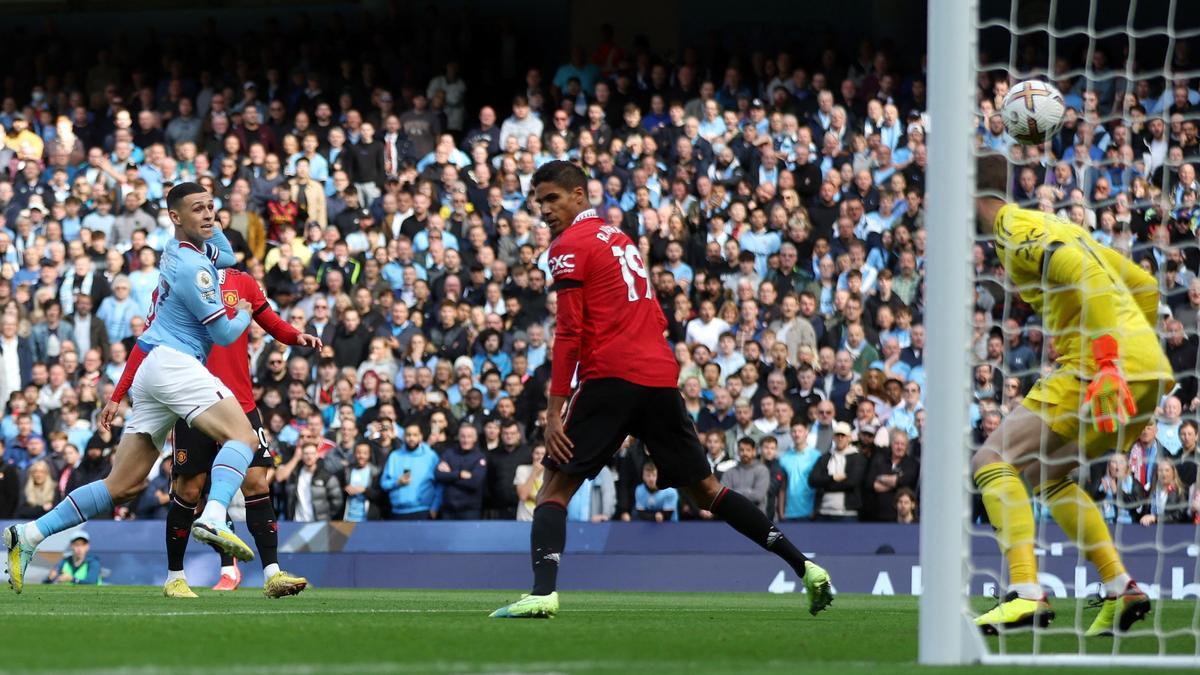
[992,204,1171,381]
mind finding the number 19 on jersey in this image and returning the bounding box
[612,245,651,302]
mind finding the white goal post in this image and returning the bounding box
[920,0,981,665]
[921,0,1200,666]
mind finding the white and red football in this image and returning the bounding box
[1001,80,1066,145]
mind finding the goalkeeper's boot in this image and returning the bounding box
[191,519,255,563]
[975,591,1055,635]
[4,524,36,595]
[803,562,834,616]
[212,561,242,591]
[163,578,199,599]
[489,592,559,618]
[1086,581,1151,637]
[264,570,309,599]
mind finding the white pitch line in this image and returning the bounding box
[0,606,806,618]
[15,658,824,675]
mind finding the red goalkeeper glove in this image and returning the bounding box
[1084,334,1137,433]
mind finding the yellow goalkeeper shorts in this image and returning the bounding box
[1022,372,1171,459]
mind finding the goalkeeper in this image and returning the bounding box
[971,154,1172,636]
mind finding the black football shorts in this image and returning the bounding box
[543,378,712,489]
[172,407,274,476]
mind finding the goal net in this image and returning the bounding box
[922,0,1200,666]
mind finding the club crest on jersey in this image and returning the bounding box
[175,449,187,465]
[548,253,576,276]
[223,290,239,307]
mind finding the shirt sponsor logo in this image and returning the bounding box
[548,253,576,277]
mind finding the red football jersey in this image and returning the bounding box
[547,209,679,396]
[210,268,298,412]
[110,269,300,411]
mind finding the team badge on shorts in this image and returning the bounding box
[176,449,187,465]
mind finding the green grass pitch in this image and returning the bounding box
[1,587,1196,673]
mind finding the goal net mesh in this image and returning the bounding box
[967,0,1200,660]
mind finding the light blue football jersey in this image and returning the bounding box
[139,229,247,362]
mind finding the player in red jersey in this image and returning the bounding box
[490,161,834,619]
[106,268,321,598]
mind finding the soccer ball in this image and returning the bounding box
[1000,80,1066,145]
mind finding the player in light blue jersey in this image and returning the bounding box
[6,183,262,594]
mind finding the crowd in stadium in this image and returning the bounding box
[0,12,1197,527]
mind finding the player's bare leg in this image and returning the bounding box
[681,475,833,615]
[187,399,260,562]
[6,431,159,593]
[490,468,585,618]
[242,466,307,598]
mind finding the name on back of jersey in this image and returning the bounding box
[594,224,622,242]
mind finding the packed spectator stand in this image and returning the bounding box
[0,10,1196,529]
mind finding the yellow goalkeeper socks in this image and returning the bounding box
[1037,477,1129,594]
[975,462,1041,598]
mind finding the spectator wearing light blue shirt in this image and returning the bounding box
[287,135,330,183]
[778,423,821,521]
[980,113,1014,152]
[412,215,460,253]
[380,259,409,290]
[58,405,93,452]
[96,275,139,344]
[127,248,161,314]
[524,323,548,375]
[415,144,470,173]
[698,100,727,142]
[887,382,924,439]
[663,241,693,286]
[712,333,746,385]
[1153,81,1200,116]
[378,425,442,519]
[1,405,42,445]
[566,466,616,522]
[342,442,382,521]
[756,146,783,188]
[876,104,904,151]
[552,48,600,95]
[738,209,781,278]
[864,193,902,238]
[634,462,679,522]
[836,242,878,294]
[619,171,661,212]
[1156,396,1184,457]
[137,160,165,202]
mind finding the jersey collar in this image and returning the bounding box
[178,240,202,253]
[571,208,598,225]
